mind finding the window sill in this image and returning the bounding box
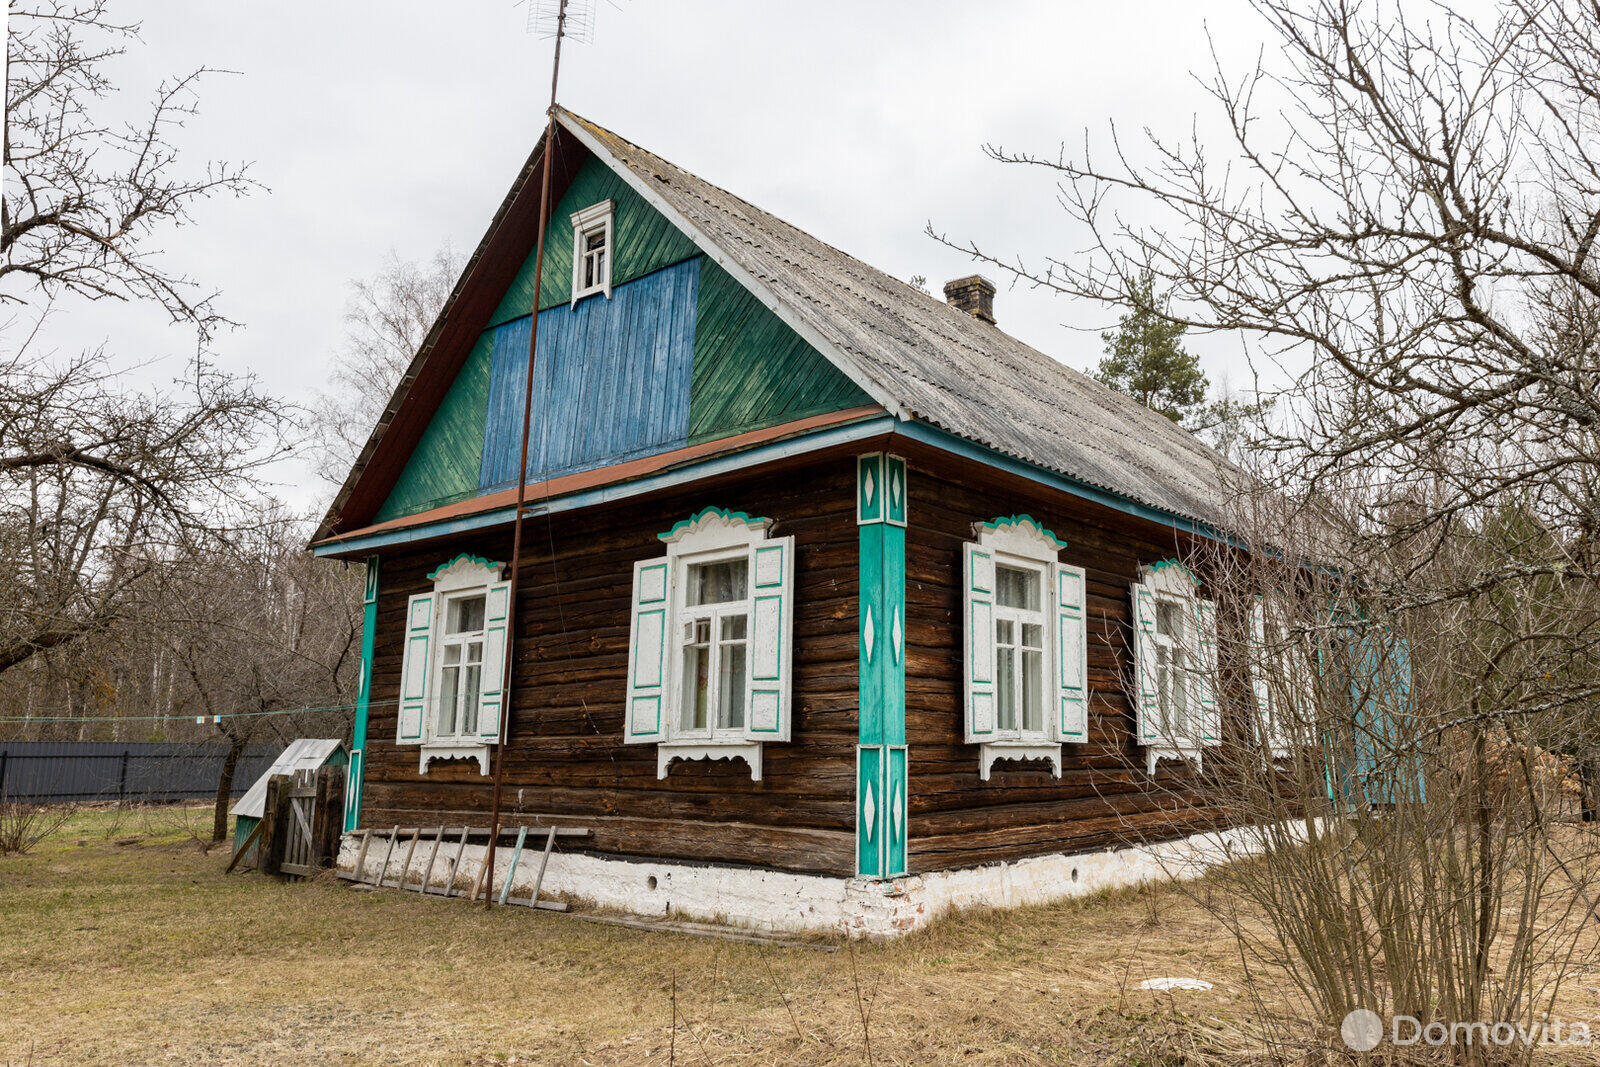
[570,285,611,306]
[419,741,491,776]
[979,741,1061,782]
[1145,746,1203,776]
[657,741,763,782]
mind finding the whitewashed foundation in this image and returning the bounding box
[338,824,1267,939]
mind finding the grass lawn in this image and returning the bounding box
[3,806,1279,1065]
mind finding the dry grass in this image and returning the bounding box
[0,809,1355,1064]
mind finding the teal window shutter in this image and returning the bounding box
[1132,582,1159,744]
[624,559,669,743]
[744,535,795,743]
[1197,597,1220,745]
[963,542,996,742]
[476,579,512,742]
[1054,562,1088,742]
[397,593,435,744]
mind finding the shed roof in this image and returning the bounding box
[229,738,346,820]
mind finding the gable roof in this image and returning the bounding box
[315,110,1234,544]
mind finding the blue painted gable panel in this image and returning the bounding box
[479,258,700,490]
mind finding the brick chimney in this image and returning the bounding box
[944,275,997,324]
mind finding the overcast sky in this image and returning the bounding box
[22,0,1277,512]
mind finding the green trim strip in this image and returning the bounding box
[344,555,379,833]
[857,453,907,878]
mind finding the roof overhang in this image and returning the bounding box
[313,407,1237,561]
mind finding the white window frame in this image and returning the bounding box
[963,516,1087,781]
[672,545,753,742]
[1134,562,1217,775]
[419,555,505,775]
[570,200,614,305]
[1152,590,1195,747]
[433,589,488,741]
[1250,594,1311,759]
[625,509,794,781]
[991,558,1051,743]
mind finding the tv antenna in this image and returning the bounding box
[484,0,595,903]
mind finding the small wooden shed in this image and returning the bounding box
[230,739,347,866]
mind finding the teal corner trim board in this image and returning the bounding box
[344,556,379,833]
[856,453,908,878]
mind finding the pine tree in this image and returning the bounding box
[1094,275,1208,423]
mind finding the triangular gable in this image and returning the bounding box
[318,128,870,540]
[313,123,588,543]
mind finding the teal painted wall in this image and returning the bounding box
[689,261,871,443]
[233,813,260,865]
[487,156,699,328]
[376,332,493,522]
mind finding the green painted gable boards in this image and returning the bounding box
[372,152,870,527]
[374,329,493,522]
[486,155,699,329]
[689,260,871,444]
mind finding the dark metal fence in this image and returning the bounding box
[0,742,277,804]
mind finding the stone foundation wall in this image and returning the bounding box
[339,823,1277,938]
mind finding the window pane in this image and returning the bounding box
[721,614,747,641]
[439,665,460,735]
[682,645,709,731]
[996,618,1015,645]
[687,559,748,606]
[1021,622,1042,650]
[1156,600,1182,639]
[448,595,486,635]
[997,646,1016,731]
[463,663,481,735]
[995,565,1040,611]
[1022,647,1043,733]
[443,645,461,666]
[718,641,747,730]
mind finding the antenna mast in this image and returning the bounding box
[484,0,577,906]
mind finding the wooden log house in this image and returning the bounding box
[310,110,1289,934]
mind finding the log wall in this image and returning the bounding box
[902,453,1230,872]
[360,456,859,875]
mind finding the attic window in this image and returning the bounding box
[570,200,614,305]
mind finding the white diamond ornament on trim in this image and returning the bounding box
[891,781,904,843]
[863,781,877,841]
[890,466,902,510]
[863,466,876,509]
[863,606,876,664]
[891,606,903,665]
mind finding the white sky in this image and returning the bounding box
[22,0,1276,512]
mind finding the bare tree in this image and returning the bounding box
[933,0,1600,1052]
[158,514,361,842]
[3,0,258,333]
[0,347,290,677]
[936,0,1600,577]
[309,247,463,486]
